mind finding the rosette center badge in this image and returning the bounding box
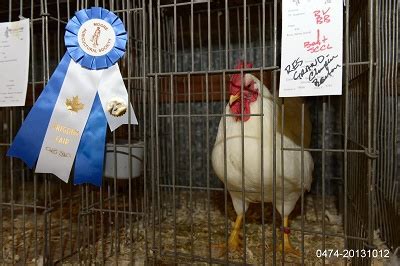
[78,19,115,56]
[7,7,137,187]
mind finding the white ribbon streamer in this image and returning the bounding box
[35,60,136,182]
[98,63,138,131]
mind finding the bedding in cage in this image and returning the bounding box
[146,1,399,265]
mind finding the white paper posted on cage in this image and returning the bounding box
[0,19,30,107]
[279,0,343,97]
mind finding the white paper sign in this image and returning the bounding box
[0,19,29,106]
[279,0,343,97]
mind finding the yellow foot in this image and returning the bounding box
[212,215,243,257]
[278,216,301,257]
[278,240,301,257]
[212,236,242,256]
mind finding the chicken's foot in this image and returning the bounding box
[212,214,243,255]
[278,216,301,257]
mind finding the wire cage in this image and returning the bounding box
[0,0,398,265]
[147,0,399,265]
[0,0,148,264]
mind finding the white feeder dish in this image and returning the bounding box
[104,141,144,179]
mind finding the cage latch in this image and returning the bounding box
[364,149,379,159]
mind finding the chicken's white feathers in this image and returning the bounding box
[211,74,314,217]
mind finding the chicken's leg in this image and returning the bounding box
[227,214,243,251]
[279,216,301,257]
[213,214,243,254]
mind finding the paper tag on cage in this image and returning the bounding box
[0,19,30,107]
[279,0,343,97]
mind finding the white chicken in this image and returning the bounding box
[211,63,314,256]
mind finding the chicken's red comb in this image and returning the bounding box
[234,61,253,69]
[231,61,254,88]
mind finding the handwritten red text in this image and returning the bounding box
[313,8,331,24]
[304,29,332,53]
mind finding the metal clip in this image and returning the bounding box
[364,149,379,159]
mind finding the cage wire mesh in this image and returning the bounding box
[0,0,398,265]
[147,0,399,265]
[0,0,148,264]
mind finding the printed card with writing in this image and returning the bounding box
[0,19,30,106]
[279,0,343,97]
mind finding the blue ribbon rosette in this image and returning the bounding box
[7,7,137,186]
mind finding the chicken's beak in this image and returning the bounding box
[229,94,240,105]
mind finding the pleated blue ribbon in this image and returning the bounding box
[7,7,127,186]
[65,7,127,70]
